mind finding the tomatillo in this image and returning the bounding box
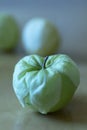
[22,18,61,56]
[13,54,80,114]
[0,14,19,51]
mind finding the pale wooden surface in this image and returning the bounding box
[0,55,87,130]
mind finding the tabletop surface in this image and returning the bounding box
[0,55,87,130]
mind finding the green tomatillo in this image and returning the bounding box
[13,54,80,114]
[22,18,61,56]
[0,13,19,51]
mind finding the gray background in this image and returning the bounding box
[0,0,87,61]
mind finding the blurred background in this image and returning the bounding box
[0,0,87,62]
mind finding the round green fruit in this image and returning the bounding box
[13,54,80,114]
[22,18,61,56]
[0,14,19,51]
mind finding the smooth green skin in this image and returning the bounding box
[22,18,61,56]
[0,14,19,51]
[13,54,80,114]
